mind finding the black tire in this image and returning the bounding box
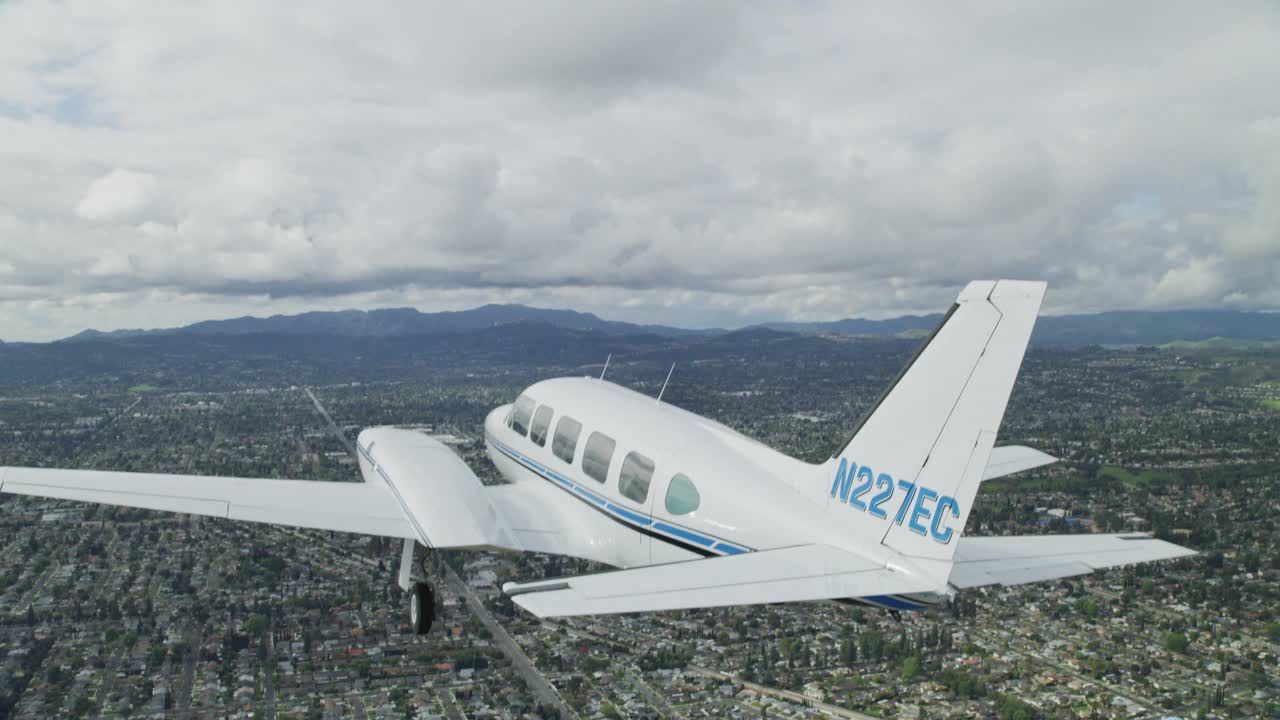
[410,582,435,635]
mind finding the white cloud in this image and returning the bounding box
[0,0,1278,341]
[74,168,158,222]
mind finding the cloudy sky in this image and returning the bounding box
[1,1,1277,341]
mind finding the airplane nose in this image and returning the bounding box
[484,405,511,439]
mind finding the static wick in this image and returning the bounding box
[599,354,612,381]
[657,362,676,404]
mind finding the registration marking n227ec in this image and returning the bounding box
[830,458,959,544]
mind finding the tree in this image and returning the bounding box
[1163,632,1189,654]
[246,614,268,636]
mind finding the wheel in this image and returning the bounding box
[410,582,435,635]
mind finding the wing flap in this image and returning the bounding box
[949,534,1196,589]
[0,466,414,538]
[505,544,940,617]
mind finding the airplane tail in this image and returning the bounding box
[820,280,1046,567]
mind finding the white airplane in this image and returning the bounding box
[0,280,1194,634]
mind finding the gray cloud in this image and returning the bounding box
[0,0,1278,341]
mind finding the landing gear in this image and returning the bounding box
[410,581,436,635]
[399,538,436,636]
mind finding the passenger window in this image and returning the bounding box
[619,452,655,504]
[581,432,615,484]
[552,416,582,464]
[665,474,700,515]
[510,395,536,437]
[530,405,554,447]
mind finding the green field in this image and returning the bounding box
[127,384,160,394]
[1262,398,1280,411]
[1161,337,1280,351]
[981,474,1104,494]
[1098,465,1175,487]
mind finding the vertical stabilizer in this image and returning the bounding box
[821,280,1046,566]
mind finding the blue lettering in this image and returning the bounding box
[836,459,958,545]
[893,479,917,525]
[850,466,874,510]
[931,495,960,543]
[830,458,851,501]
[868,473,893,518]
[908,487,937,536]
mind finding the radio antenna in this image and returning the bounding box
[599,354,612,381]
[656,362,676,404]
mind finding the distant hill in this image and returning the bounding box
[53,304,1280,348]
[765,309,1280,347]
[62,305,708,342]
[759,315,943,337]
[1032,310,1280,347]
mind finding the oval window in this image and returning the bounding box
[665,474,700,515]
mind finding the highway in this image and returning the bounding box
[443,565,580,720]
[262,618,277,719]
[304,387,357,456]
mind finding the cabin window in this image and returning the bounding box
[510,395,536,437]
[552,416,582,464]
[582,431,615,484]
[530,405,554,447]
[619,452,655,504]
[665,474,700,515]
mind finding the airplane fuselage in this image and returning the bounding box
[479,376,946,611]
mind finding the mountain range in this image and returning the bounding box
[63,305,707,341]
[54,304,1280,348]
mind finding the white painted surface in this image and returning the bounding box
[949,534,1198,588]
[0,466,414,537]
[982,445,1058,481]
[505,544,937,617]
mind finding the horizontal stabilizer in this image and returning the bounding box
[504,544,940,617]
[949,534,1196,589]
[982,445,1057,481]
[0,466,415,538]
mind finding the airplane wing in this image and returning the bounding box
[503,544,940,617]
[948,533,1197,588]
[0,466,415,538]
[982,445,1057,481]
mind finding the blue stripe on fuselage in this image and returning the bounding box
[652,521,715,547]
[488,434,749,556]
[606,503,653,526]
[862,594,928,611]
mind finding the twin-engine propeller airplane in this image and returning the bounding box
[1,280,1194,634]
